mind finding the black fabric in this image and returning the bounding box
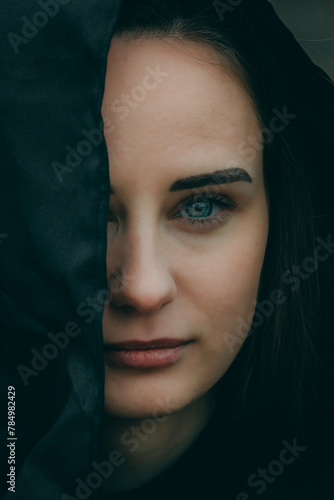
[0,1,333,499]
[0,1,121,498]
[108,410,334,500]
[106,350,334,500]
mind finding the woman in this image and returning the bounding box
[0,1,332,499]
[97,0,334,498]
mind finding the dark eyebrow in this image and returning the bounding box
[168,168,253,192]
[109,167,253,195]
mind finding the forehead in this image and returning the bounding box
[102,36,261,171]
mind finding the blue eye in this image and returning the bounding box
[171,192,237,229]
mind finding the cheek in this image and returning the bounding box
[181,238,267,386]
[179,218,268,340]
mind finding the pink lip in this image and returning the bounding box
[104,338,192,369]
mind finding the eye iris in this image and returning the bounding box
[185,200,213,218]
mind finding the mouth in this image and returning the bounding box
[104,338,193,369]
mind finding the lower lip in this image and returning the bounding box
[104,344,189,369]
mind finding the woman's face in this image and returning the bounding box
[102,37,268,418]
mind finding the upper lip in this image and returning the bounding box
[104,337,191,351]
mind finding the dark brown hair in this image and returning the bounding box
[111,0,333,452]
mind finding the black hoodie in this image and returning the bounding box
[0,1,333,499]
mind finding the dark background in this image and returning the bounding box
[270,0,334,79]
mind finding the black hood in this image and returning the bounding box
[0,1,333,499]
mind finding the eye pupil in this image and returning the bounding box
[185,200,213,218]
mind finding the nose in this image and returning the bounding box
[107,229,177,313]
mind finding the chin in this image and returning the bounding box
[104,396,177,420]
[103,373,195,420]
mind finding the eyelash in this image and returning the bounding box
[170,192,238,229]
[107,192,238,230]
